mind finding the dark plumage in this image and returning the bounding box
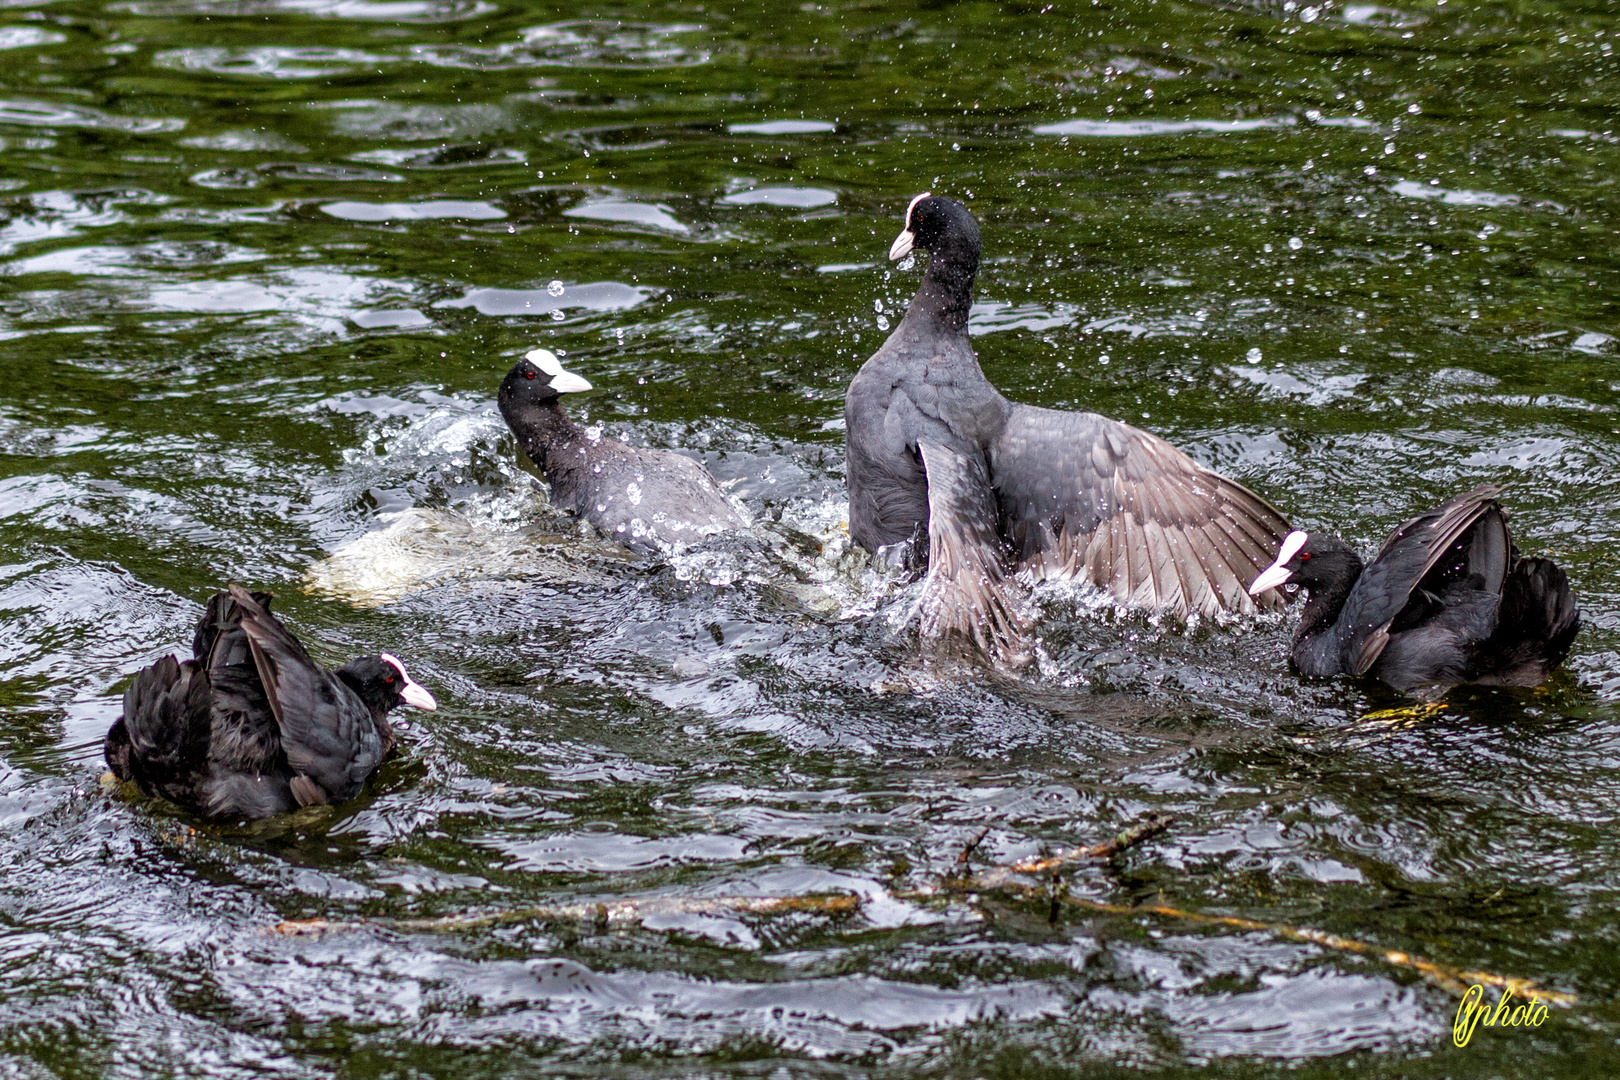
[498,350,748,553]
[1247,485,1580,696]
[845,194,1292,656]
[105,586,436,819]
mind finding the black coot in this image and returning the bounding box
[498,350,748,553]
[104,586,436,819]
[1247,485,1580,695]
[845,194,1291,655]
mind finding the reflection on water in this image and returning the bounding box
[1,0,1618,1075]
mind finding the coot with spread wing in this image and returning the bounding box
[1247,485,1579,695]
[845,194,1291,658]
[105,586,436,819]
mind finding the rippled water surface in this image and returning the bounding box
[3,0,1620,1075]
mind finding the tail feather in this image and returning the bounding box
[1475,557,1579,685]
[113,653,212,802]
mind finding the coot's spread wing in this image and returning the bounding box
[916,442,1028,663]
[1339,485,1509,676]
[228,586,385,805]
[990,405,1291,618]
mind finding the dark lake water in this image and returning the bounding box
[2,0,1619,1075]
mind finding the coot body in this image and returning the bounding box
[498,350,748,553]
[105,586,436,819]
[845,194,1291,655]
[1247,486,1579,695]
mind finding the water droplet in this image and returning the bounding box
[876,315,890,331]
[1384,142,1396,155]
[951,142,961,151]
[547,280,565,297]
[1246,347,1263,362]
[1300,5,1320,21]
[1263,242,1274,253]
[1288,236,1304,250]
[550,309,565,321]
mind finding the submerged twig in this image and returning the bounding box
[1052,894,1576,1007]
[952,810,1173,891]
[955,826,992,866]
[263,809,1571,1009]
[269,893,862,937]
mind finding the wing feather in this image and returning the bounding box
[228,585,387,803]
[991,406,1290,618]
[1342,485,1508,676]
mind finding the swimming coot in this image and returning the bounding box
[1247,485,1579,695]
[498,349,748,552]
[104,586,436,819]
[846,194,1291,652]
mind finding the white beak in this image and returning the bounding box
[1248,561,1294,596]
[380,652,438,711]
[889,229,914,261]
[400,680,438,711]
[548,370,593,394]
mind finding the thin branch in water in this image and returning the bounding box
[956,826,992,866]
[953,811,1173,891]
[1048,893,1576,1007]
[268,893,863,937]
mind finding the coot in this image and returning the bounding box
[104,586,436,819]
[499,349,748,553]
[1247,485,1579,695]
[846,194,1291,654]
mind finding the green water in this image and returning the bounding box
[2,0,1619,1075]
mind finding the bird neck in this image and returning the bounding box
[908,232,979,333]
[502,397,585,475]
[1290,543,1365,665]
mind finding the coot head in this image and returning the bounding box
[498,349,593,411]
[1248,529,1359,597]
[336,652,438,716]
[888,193,981,262]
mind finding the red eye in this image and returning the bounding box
[1300,553,1311,560]
[524,371,536,380]
[386,674,396,683]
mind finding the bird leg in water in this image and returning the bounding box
[1355,701,1449,728]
